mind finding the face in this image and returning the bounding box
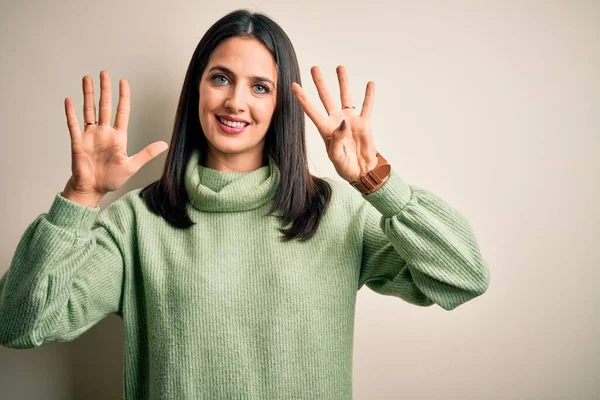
[198,36,278,171]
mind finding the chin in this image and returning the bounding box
[206,135,251,155]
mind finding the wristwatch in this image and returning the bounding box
[350,152,391,195]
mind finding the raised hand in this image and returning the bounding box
[291,65,377,183]
[62,70,169,207]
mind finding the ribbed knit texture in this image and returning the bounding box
[0,147,490,399]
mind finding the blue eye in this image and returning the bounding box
[211,74,229,85]
[254,84,269,94]
[210,74,270,94]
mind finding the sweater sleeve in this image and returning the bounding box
[0,192,127,349]
[358,170,490,311]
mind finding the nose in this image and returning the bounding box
[223,84,246,113]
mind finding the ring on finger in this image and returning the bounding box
[85,121,98,126]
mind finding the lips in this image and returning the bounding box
[217,115,250,124]
[215,114,249,134]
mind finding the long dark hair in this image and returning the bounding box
[139,9,332,242]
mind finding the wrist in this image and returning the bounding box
[62,181,103,208]
[350,152,391,195]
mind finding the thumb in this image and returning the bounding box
[328,119,347,159]
[128,141,169,175]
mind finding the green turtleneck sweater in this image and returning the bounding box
[0,148,490,399]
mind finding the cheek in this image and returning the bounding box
[254,100,276,124]
[199,83,219,106]
[198,90,215,133]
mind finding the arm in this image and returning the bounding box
[0,192,127,348]
[358,170,490,311]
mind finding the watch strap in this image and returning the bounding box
[350,152,391,195]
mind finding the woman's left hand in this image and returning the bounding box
[292,65,377,183]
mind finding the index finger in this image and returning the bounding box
[64,97,81,143]
[291,82,328,135]
[114,79,131,132]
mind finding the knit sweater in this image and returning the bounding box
[0,148,490,399]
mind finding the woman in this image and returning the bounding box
[0,9,490,399]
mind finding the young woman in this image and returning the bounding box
[0,9,490,399]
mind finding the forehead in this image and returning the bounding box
[206,37,277,80]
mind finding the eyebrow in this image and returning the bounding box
[207,65,276,87]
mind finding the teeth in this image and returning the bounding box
[218,117,247,128]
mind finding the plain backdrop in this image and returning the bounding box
[0,0,598,399]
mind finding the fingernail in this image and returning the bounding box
[339,119,346,131]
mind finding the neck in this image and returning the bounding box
[184,147,282,213]
[202,146,267,172]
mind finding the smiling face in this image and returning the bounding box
[198,36,278,172]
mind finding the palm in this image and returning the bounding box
[320,112,368,180]
[70,125,131,193]
[64,71,168,195]
[292,66,377,183]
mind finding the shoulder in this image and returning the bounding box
[101,188,143,214]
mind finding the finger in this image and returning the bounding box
[336,66,354,109]
[82,75,97,127]
[311,66,337,116]
[329,119,348,161]
[128,141,169,176]
[114,79,131,132]
[291,82,328,134]
[64,97,81,143]
[98,70,112,126]
[360,81,375,118]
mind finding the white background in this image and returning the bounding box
[0,0,598,399]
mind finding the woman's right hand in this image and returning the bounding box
[62,70,169,207]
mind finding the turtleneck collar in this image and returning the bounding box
[184,148,281,213]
